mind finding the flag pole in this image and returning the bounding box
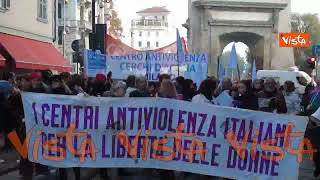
[145,51,148,79]
[176,28,181,78]
[177,50,180,77]
[237,63,241,80]
[217,55,220,79]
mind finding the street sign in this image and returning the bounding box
[312,45,320,56]
[84,49,107,77]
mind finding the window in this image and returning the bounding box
[147,41,150,48]
[58,27,63,45]
[156,42,159,47]
[138,41,142,47]
[0,0,10,9]
[147,31,150,37]
[58,3,62,18]
[38,0,48,21]
[88,11,92,23]
[162,16,165,20]
[156,31,159,37]
[139,31,142,37]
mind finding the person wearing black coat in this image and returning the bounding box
[234,80,259,111]
[48,75,80,180]
[257,78,287,113]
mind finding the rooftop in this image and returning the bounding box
[137,6,170,14]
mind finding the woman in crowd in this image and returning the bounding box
[129,76,150,97]
[175,76,184,100]
[234,80,258,110]
[28,72,47,93]
[252,79,264,96]
[110,81,127,97]
[182,79,196,101]
[148,82,158,97]
[216,78,234,107]
[257,78,287,113]
[125,75,136,97]
[158,74,170,84]
[18,75,31,91]
[91,73,111,96]
[100,81,127,179]
[283,81,301,115]
[68,74,87,95]
[0,81,17,152]
[40,70,53,88]
[301,83,315,116]
[50,75,72,95]
[158,79,177,99]
[5,73,51,179]
[1,72,16,87]
[192,79,217,104]
[155,79,177,179]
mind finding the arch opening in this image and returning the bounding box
[219,32,265,80]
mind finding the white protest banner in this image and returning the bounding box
[107,52,208,85]
[84,49,107,77]
[22,92,308,180]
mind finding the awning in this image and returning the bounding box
[0,54,5,67]
[0,33,72,72]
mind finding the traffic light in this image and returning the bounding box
[307,56,317,68]
[71,40,80,52]
[89,24,106,54]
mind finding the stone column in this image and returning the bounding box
[208,27,221,76]
[263,33,272,69]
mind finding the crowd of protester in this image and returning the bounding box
[1,70,320,179]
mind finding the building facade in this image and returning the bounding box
[0,0,71,72]
[0,0,54,43]
[187,0,294,76]
[56,0,109,72]
[130,7,170,51]
[56,0,93,72]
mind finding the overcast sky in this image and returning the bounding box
[115,0,320,45]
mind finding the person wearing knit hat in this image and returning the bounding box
[49,75,72,95]
[91,73,111,96]
[18,75,31,91]
[96,73,106,81]
[30,72,42,80]
[28,72,46,93]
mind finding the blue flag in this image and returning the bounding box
[228,43,238,69]
[218,61,225,82]
[176,28,185,64]
[252,60,257,81]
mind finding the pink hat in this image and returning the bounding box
[96,73,106,81]
[30,72,42,80]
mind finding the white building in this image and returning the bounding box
[56,0,108,72]
[0,0,71,72]
[130,6,170,50]
[56,0,93,71]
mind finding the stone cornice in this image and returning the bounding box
[193,0,288,9]
[208,20,274,27]
[0,25,52,43]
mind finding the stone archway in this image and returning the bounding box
[219,32,264,70]
[187,0,295,76]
